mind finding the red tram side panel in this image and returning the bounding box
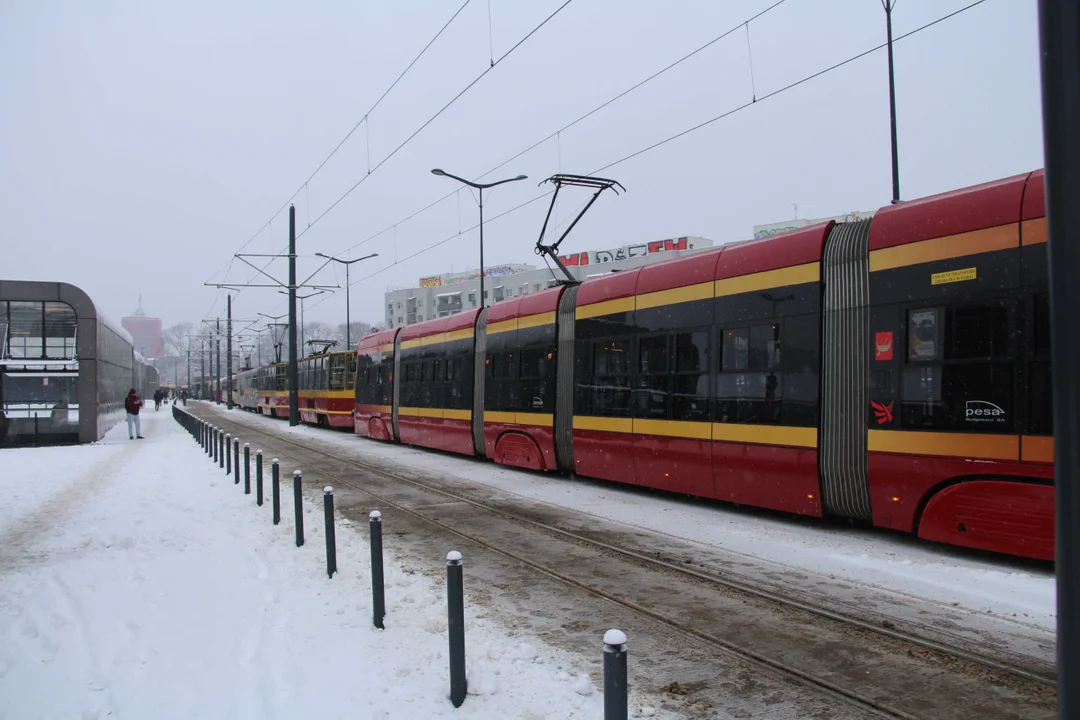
[355,328,399,441]
[396,312,477,456]
[482,287,563,472]
[865,170,1054,560]
[572,267,642,486]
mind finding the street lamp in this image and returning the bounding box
[431,168,527,307]
[315,252,378,350]
[278,289,324,357]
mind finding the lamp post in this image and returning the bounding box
[315,252,378,351]
[883,0,900,204]
[431,168,527,307]
[279,289,324,358]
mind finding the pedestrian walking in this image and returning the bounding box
[153,388,162,411]
[126,388,145,439]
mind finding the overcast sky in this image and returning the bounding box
[1,0,1044,331]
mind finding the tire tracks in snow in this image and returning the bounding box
[0,440,138,576]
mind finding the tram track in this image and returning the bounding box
[192,405,1056,720]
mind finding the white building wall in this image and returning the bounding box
[383,236,712,329]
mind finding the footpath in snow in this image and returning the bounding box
[0,409,657,719]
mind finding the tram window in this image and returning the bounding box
[944,303,1009,360]
[519,346,547,380]
[1029,293,1052,434]
[722,329,748,371]
[636,335,670,419]
[591,339,631,417]
[717,324,782,424]
[594,339,630,376]
[673,330,709,422]
[1034,293,1050,356]
[901,303,1014,432]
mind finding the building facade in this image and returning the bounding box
[121,296,164,358]
[384,236,712,328]
[752,209,877,239]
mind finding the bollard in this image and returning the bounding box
[447,550,467,708]
[244,443,251,495]
[205,423,210,454]
[234,439,240,486]
[293,470,304,547]
[256,451,264,506]
[324,487,337,578]
[603,630,628,720]
[225,433,232,476]
[272,459,280,524]
[219,430,225,469]
[370,510,385,629]
[212,426,218,461]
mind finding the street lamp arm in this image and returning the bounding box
[432,168,527,190]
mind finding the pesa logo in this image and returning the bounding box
[965,400,1006,423]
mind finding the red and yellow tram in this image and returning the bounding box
[297,351,356,428]
[351,169,1053,561]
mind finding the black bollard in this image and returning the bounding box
[219,430,225,469]
[204,423,209,454]
[234,439,240,485]
[244,443,251,495]
[603,630,628,720]
[211,426,217,460]
[370,510,385,629]
[293,470,304,547]
[324,487,337,578]
[225,434,232,476]
[447,550,467,708]
[255,450,264,506]
[271,459,280,524]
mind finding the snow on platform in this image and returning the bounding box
[0,410,645,719]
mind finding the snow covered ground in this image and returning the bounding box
[213,406,1056,637]
[0,410,666,719]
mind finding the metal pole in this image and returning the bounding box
[603,630,628,720]
[1039,2,1080,717]
[288,205,299,426]
[227,295,233,409]
[256,450,263,505]
[272,459,281,524]
[244,443,251,494]
[370,510,385,629]
[478,187,485,306]
[345,262,351,350]
[200,339,206,399]
[447,550,467,707]
[293,469,304,546]
[215,320,221,404]
[324,487,337,578]
[885,0,900,204]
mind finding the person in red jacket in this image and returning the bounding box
[125,388,144,439]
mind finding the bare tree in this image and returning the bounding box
[162,322,194,357]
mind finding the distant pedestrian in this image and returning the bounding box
[181,388,188,406]
[125,388,144,439]
[153,389,162,411]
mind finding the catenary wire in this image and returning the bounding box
[330,0,791,260]
[294,0,577,241]
[202,0,473,288]
[309,0,992,316]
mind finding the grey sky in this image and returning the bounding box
[1,0,1043,332]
